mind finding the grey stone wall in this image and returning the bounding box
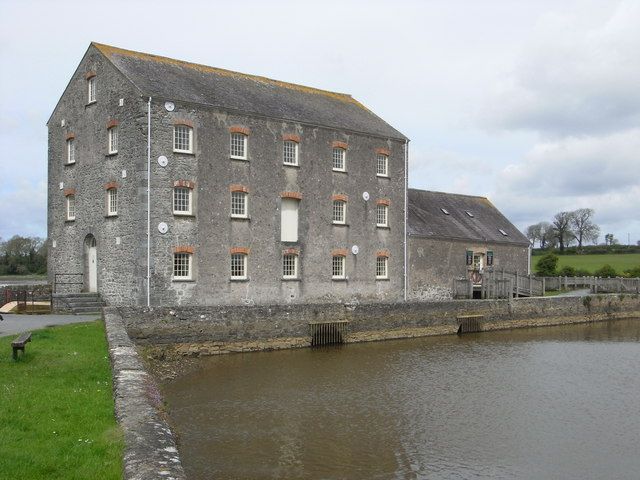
[408,236,529,300]
[148,104,406,306]
[111,294,640,346]
[49,45,407,307]
[48,46,148,305]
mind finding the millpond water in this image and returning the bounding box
[161,319,640,479]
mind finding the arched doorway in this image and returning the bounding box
[84,234,97,293]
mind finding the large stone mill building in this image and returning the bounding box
[47,43,408,306]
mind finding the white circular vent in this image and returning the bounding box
[157,156,168,167]
[362,192,370,201]
[164,101,175,112]
[158,222,168,234]
[351,245,359,255]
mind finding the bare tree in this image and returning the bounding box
[552,212,575,252]
[571,208,599,248]
[526,221,553,248]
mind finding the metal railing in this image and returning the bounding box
[53,273,84,294]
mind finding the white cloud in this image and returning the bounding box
[0,180,47,240]
[483,0,640,136]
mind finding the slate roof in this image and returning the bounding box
[92,43,406,140]
[408,189,530,246]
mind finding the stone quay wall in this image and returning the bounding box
[107,294,640,357]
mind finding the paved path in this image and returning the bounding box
[0,313,100,337]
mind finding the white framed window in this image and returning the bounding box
[332,255,345,279]
[283,140,299,166]
[376,256,388,279]
[231,191,248,218]
[173,125,193,153]
[173,187,192,215]
[107,188,118,216]
[231,253,247,280]
[108,126,118,154]
[66,139,75,164]
[376,154,388,177]
[332,147,346,172]
[66,195,76,221]
[376,204,388,227]
[173,253,192,280]
[230,133,247,159]
[88,76,96,103]
[282,254,298,279]
[332,200,346,224]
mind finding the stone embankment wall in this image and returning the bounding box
[104,312,186,479]
[108,294,640,357]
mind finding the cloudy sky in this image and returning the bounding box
[1,0,638,244]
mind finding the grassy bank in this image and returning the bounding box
[0,321,123,479]
[532,253,640,275]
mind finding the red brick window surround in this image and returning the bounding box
[64,189,76,221]
[376,254,389,279]
[230,186,249,218]
[332,195,347,225]
[106,186,118,217]
[280,191,302,200]
[331,249,347,279]
[173,181,195,216]
[65,134,76,165]
[230,126,249,160]
[230,247,249,280]
[376,148,390,177]
[332,142,347,172]
[282,247,300,279]
[173,246,194,280]
[283,134,300,166]
[107,120,119,155]
[173,121,193,154]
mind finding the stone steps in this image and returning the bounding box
[53,293,104,314]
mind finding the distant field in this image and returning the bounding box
[532,253,640,274]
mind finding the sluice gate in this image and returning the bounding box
[457,314,484,334]
[309,320,349,346]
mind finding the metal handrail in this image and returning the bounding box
[53,273,84,293]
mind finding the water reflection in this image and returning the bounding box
[162,319,640,479]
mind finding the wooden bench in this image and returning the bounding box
[11,332,31,360]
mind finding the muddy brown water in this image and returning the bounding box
[161,319,640,479]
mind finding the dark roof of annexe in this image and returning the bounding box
[91,43,407,140]
[408,188,530,246]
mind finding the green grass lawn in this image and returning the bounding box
[532,253,640,275]
[0,321,123,479]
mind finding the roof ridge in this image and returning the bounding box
[91,42,361,106]
[408,188,488,201]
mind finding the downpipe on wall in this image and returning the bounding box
[404,139,409,301]
[147,97,151,307]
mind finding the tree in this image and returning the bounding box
[604,233,618,246]
[525,221,553,248]
[0,235,47,275]
[570,208,599,248]
[551,211,575,252]
[535,253,559,276]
